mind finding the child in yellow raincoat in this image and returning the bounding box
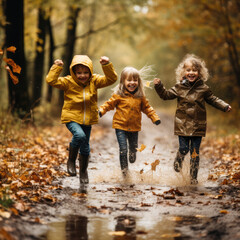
[99,66,161,176]
[46,55,117,184]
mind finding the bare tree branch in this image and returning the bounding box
[55,18,121,49]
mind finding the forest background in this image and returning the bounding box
[0,0,240,129]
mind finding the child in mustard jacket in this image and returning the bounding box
[46,55,117,184]
[99,66,161,176]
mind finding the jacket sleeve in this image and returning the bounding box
[141,97,160,123]
[99,94,119,116]
[154,81,178,100]
[94,63,118,89]
[46,64,68,91]
[204,88,229,112]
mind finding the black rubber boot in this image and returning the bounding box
[67,144,78,176]
[129,151,136,163]
[120,153,128,176]
[190,156,199,184]
[79,154,89,184]
[174,151,185,172]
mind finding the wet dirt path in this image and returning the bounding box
[20,112,240,239]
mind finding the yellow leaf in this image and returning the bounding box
[136,144,146,152]
[161,233,181,238]
[108,231,126,236]
[145,81,151,87]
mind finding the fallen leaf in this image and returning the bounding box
[151,144,156,153]
[220,210,229,214]
[0,210,11,218]
[151,159,160,171]
[161,233,181,238]
[108,231,126,236]
[136,144,146,152]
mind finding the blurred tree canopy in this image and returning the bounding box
[0,0,239,119]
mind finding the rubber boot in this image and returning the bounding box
[174,151,185,172]
[129,151,136,163]
[190,156,199,184]
[79,154,89,184]
[67,144,78,176]
[120,153,128,176]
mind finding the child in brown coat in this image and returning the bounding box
[154,54,231,184]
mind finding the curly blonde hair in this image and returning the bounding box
[175,54,209,83]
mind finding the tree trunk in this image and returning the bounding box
[46,12,55,103]
[4,0,30,118]
[58,6,80,107]
[32,8,47,107]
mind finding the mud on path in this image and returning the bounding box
[3,112,240,240]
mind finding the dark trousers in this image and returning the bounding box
[115,129,138,170]
[178,136,202,180]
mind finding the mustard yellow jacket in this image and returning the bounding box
[99,92,160,132]
[46,55,117,125]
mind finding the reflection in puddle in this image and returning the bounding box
[47,214,209,240]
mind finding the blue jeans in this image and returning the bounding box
[66,122,92,156]
[178,136,202,156]
[115,129,138,170]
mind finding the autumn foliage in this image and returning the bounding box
[0,46,21,85]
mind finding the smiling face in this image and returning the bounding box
[124,76,139,93]
[184,61,199,83]
[73,64,91,84]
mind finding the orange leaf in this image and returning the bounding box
[0,48,3,55]
[4,58,21,73]
[5,66,19,85]
[151,159,160,171]
[220,210,228,214]
[191,148,198,159]
[151,144,156,153]
[136,144,146,152]
[7,46,16,53]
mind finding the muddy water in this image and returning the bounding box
[47,214,209,240]
[44,113,239,239]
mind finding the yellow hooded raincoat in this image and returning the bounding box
[46,55,117,125]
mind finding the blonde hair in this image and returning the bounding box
[175,54,209,83]
[115,65,155,97]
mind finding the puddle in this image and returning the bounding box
[46,214,210,240]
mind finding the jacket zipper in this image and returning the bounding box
[83,87,86,124]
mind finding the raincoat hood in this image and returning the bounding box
[69,55,93,84]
